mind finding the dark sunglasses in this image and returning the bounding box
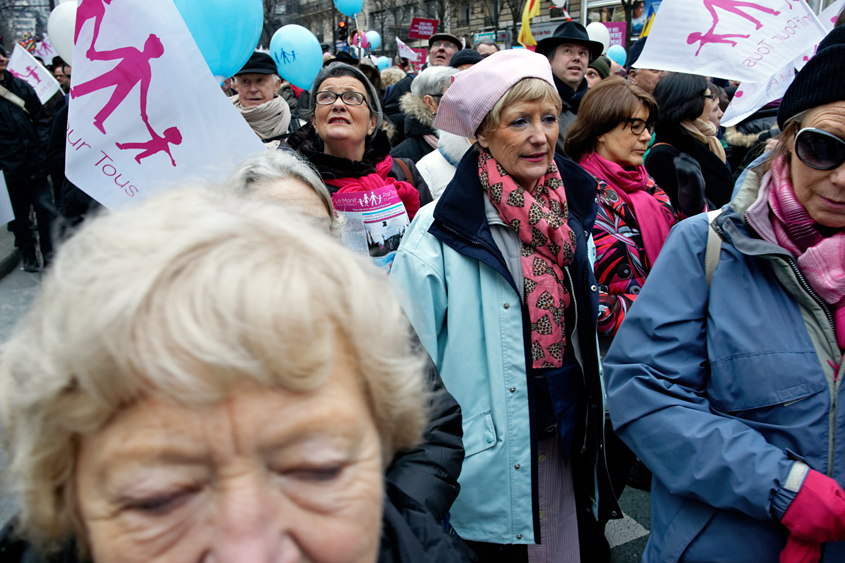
[795,128,845,171]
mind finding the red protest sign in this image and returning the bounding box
[408,18,439,40]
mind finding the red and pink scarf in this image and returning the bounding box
[768,156,845,351]
[325,155,421,220]
[579,153,674,268]
[479,148,577,369]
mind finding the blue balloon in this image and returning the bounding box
[270,25,323,90]
[334,0,363,17]
[377,56,390,71]
[366,31,382,50]
[607,44,627,67]
[173,0,262,81]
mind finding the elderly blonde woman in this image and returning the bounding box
[390,49,620,563]
[390,66,459,164]
[0,188,469,563]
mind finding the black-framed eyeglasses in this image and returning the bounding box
[430,94,444,100]
[315,91,366,106]
[623,118,655,135]
[795,127,845,171]
[704,94,716,100]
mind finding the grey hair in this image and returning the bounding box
[0,187,429,555]
[223,149,344,235]
[309,63,384,139]
[475,38,499,51]
[410,66,459,98]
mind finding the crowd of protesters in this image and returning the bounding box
[0,8,844,563]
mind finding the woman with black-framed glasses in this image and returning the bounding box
[646,72,734,210]
[285,63,432,222]
[565,77,679,341]
[605,26,845,563]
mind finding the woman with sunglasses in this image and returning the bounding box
[646,72,734,210]
[605,28,845,563]
[566,77,678,340]
[286,63,432,220]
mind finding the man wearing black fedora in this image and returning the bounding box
[536,21,603,155]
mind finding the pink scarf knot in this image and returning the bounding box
[579,152,674,268]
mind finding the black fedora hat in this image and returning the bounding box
[536,21,603,61]
[325,50,359,67]
[236,52,278,76]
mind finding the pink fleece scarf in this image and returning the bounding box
[325,155,421,220]
[768,156,845,351]
[479,148,577,369]
[579,153,674,268]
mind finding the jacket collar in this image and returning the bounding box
[433,149,597,241]
[553,74,588,112]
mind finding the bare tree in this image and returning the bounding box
[481,0,501,33]
[501,0,525,46]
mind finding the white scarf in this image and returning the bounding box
[230,94,291,141]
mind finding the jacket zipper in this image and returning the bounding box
[732,219,839,478]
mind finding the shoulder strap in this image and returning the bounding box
[705,209,723,286]
[395,158,415,189]
[0,84,29,116]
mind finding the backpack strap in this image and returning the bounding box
[705,209,723,286]
[394,158,415,189]
[0,84,29,116]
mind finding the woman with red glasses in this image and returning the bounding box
[605,27,845,563]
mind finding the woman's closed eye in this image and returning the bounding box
[121,487,198,515]
[281,465,345,483]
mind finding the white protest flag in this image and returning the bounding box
[34,34,59,63]
[794,0,844,71]
[721,64,794,126]
[67,0,266,209]
[635,0,826,82]
[8,45,61,104]
[396,37,420,62]
[0,173,15,227]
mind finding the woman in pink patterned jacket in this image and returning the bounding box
[565,78,686,338]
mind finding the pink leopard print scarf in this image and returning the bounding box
[479,148,577,369]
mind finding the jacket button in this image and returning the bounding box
[591,285,598,292]
[611,511,619,518]
[509,387,516,393]
[503,303,510,309]
[514,464,521,470]
[516,534,523,540]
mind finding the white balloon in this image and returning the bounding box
[586,22,610,56]
[552,0,566,6]
[48,1,77,65]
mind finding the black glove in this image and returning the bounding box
[674,154,706,216]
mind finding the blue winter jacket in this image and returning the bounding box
[390,149,619,545]
[605,165,845,562]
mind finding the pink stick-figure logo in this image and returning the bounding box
[22,66,41,84]
[8,69,23,79]
[75,0,114,47]
[116,119,182,166]
[688,0,781,55]
[69,34,164,134]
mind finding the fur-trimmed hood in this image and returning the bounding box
[437,132,474,167]
[399,93,436,129]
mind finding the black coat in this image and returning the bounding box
[646,123,734,210]
[285,123,433,205]
[390,96,437,164]
[383,74,415,144]
[0,71,50,183]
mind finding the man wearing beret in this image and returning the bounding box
[230,51,291,148]
[536,21,604,155]
[0,44,56,272]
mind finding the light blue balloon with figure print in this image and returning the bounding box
[334,0,364,17]
[270,25,323,90]
[173,0,263,82]
[366,31,382,50]
[607,44,627,68]
[377,56,390,71]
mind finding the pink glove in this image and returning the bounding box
[780,536,821,563]
[781,470,845,543]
